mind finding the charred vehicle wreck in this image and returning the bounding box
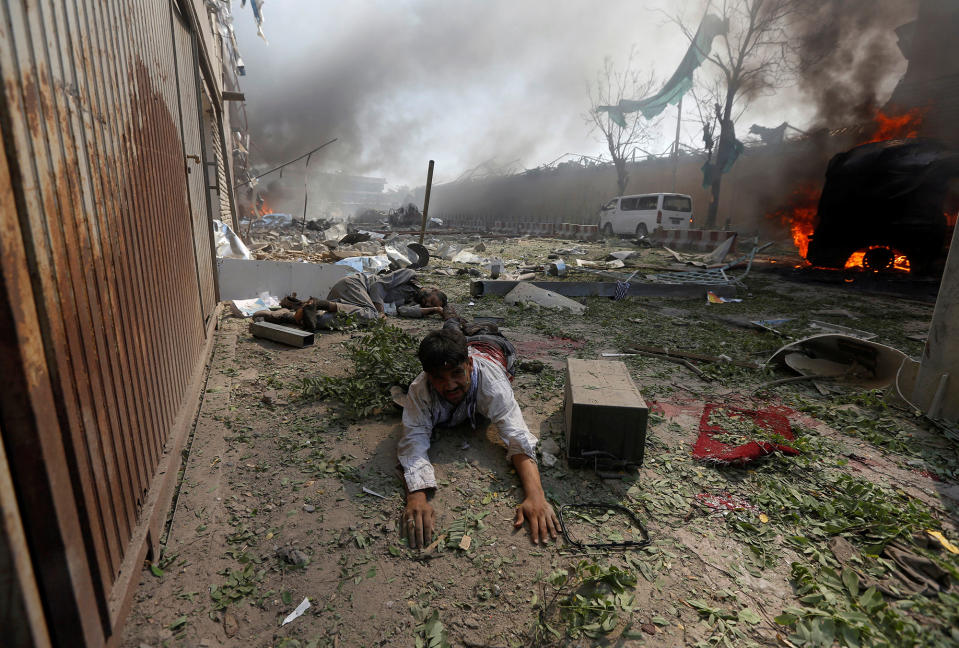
[807,138,959,274]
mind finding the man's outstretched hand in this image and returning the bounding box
[514,494,559,545]
[403,490,434,549]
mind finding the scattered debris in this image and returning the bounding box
[504,282,586,314]
[808,319,877,340]
[552,245,587,256]
[605,250,641,262]
[231,293,281,317]
[766,333,906,389]
[281,597,311,625]
[695,492,760,515]
[213,219,253,259]
[518,358,546,373]
[624,345,758,369]
[707,290,743,303]
[275,545,309,567]
[546,260,568,276]
[362,486,387,499]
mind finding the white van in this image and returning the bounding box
[598,193,694,237]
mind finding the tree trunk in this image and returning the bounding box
[705,88,737,229]
[706,174,723,229]
[615,158,628,196]
[607,132,629,196]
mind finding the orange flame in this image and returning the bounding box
[864,108,924,144]
[843,246,911,272]
[769,184,820,258]
[770,109,925,265]
[259,198,275,216]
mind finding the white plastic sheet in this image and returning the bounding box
[334,255,390,273]
[213,219,252,259]
[231,292,280,317]
[282,597,311,625]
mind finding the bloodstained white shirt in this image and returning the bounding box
[398,349,538,492]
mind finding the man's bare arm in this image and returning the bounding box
[511,454,559,544]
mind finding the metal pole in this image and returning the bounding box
[301,152,313,233]
[418,160,435,244]
[909,220,959,424]
[671,95,683,192]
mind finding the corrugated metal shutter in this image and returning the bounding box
[210,112,236,229]
[0,1,220,645]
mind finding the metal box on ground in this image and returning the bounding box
[564,358,648,467]
[250,321,315,347]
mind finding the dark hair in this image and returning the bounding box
[418,328,467,372]
[417,287,448,308]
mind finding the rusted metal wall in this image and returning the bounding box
[0,1,224,645]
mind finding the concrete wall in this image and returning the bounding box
[426,133,862,241]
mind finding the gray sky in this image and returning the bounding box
[232,0,906,190]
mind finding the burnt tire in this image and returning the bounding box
[602,222,614,238]
[636,223,648,238]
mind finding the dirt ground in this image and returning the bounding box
[121,235,959,648]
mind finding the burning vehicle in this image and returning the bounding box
[806,138,959,274]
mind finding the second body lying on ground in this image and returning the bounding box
[253,269,448,329]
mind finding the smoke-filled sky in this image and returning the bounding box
[232,0,913,191]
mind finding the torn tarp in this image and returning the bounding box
[213,219,252,259]
[334,255,390,273]
[597,13,728,125]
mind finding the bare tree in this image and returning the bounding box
[679,0,800,228]
[586,54,659,197]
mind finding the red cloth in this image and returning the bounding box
[692,404,799,464]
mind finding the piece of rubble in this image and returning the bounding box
[275,545,309,566]
[547,260,567,276]
[503,282,585,314]
[452,249,486,264]
[553,245,586,255]
[606,250,641,261]
[540,438,560,455]
[518,359,545,373]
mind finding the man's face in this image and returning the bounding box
[426,358,472,405]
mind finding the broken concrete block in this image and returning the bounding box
[452,249,486,264]
[250,321,314,347]
[547,260,567,276]
[504,282,585,314]
[564,358,648,466]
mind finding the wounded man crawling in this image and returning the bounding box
[397,320,559,548]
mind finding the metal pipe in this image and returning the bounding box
[418,160,435,245]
